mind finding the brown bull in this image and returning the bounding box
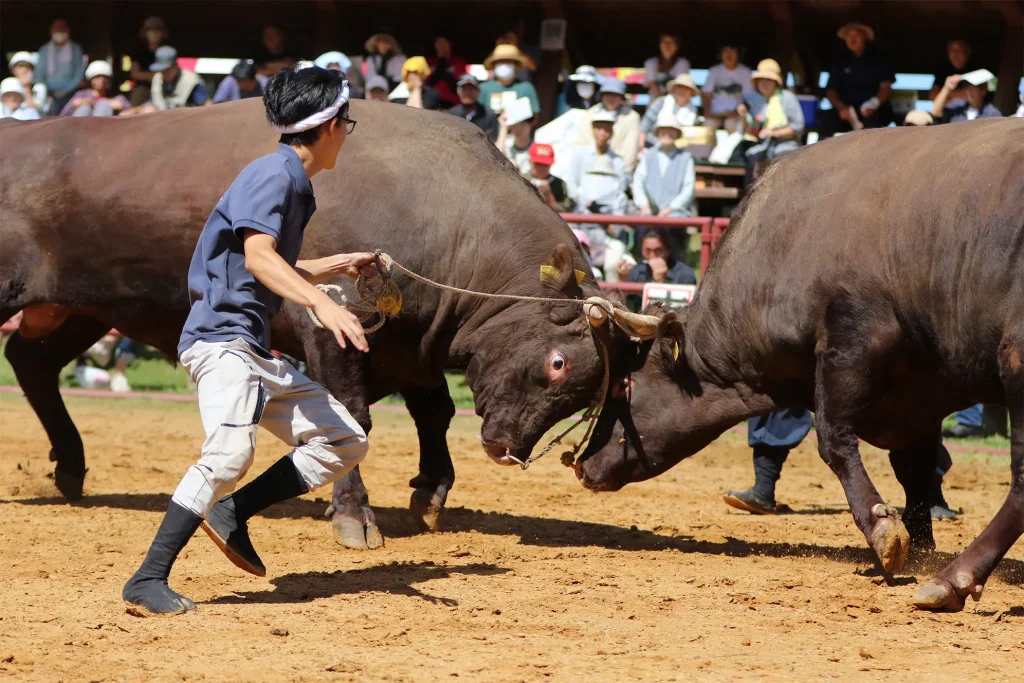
[576,118,1024,611]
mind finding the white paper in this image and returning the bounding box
[961,69,995,87]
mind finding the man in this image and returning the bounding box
[633,106,696,219]
[575,78,642,172]
[819,22,895,137]
[123,66,373,615]
[525,143,571,212]
[213,60,263,104]
[929,39,977,101]
[0,77,42,120]
[626,229,696,286]
[478,44,540,115]
[942,405,993,438]
[448,74,498,140]
[8,52,47,116]
[35,18,86,116]
[426,35,468,108]
[566,111,627,216]
[932,73,1001,123]
[254,24,297,77]
[702,41,754,132]
[149,46,207,110]
[364,75,389,102]
[640,73,700,148]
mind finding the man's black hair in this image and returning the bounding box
[231,60,256,82]
[264,66,348,146]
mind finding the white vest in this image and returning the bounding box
[151,69,203,110]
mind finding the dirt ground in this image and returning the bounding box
[0,392,1021,682]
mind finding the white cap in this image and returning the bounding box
[590,109,616,125]
[653,104,682,133]
[85,60,113,79]
[504,96,534,126]
[0,77,24,98]
[8,51,36,69]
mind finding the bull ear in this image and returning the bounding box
[658,313,685,361]
[540,243,584,298]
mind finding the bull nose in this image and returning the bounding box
[480,439,524,467]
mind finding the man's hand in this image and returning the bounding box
[648,256,669,282]
[657,206,674,217]
[337,252,379,280]
[639,204,652,216]
[758,128,774,140]
[944,74,962,92]
[838,106,852,121]
[617,258,633,278]
[312,293,370,352]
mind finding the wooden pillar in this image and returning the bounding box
[313,0,342,56]
[84,0,114,64]
[536,0,567,126]
[769,0,795,77]
[993,2,1023,115]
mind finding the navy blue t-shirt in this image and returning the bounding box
[826,51,896,109]
[178,144,316,357]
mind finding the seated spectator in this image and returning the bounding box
[702,41,754,132]
[929,39,977,101]
[213,60,263,104]
[448,74,498,140]
[389,57,442,110]
[254,24,297,77]
[365,75,390,101]
[626,229,697,286]
[903,110,934,126]
[60,61,129,116]
[365,31,406,91]
[577,78,642,173]
[426,35,467,109]
[495,24,538,81]
[644,34,690,99]
[315,51,352,73]
[147,46,207,110]
[633,107,695,219]
[932,73,1001,123]
[566,65,600,110]
[8,52,47,116]
[819,22,895,137]
[496,97,535,175]
[567,111,628,216]
[479,44,540,115]
[36,18,86,117]
[525,143,572,212]
[737,59,804,188]
[0,77,41,120]
[128,16,169,107]
[641,73,699,148]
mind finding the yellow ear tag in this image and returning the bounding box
[574,269,586,285]
[672,341,680,361]
[539,265,561,285]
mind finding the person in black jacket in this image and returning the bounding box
[447,75,498,141]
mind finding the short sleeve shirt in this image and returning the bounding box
[703,63,754,114]
[178,144,316,357]
[826,52,895,108]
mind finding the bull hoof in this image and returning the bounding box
[410,487,445,532]
[868,504,910,573]
[912,572,983,612]
[53,467,85,501]
[331,512,384,550]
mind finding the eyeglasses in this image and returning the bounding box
[340,116,357,134]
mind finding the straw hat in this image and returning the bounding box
[751,59,783,86]
[668,73,698,95]
[365,32,401,54]
[903,110,933,126]
[653,104,682,135]
[837,22,875,42]
[484,44,525,69]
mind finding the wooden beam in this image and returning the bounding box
[535,0,568,126]
[768,0,796,76]
[313,0,342,57]
[992,0,1023,115]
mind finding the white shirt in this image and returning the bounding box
[703,63,754,115]
[0,103,41,120]
[965,106,980,121]
[643,56,690,87]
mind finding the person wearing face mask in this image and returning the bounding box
[576,78,642,173]
[128,16,169,107]
[566,65,600,110]
[818,22,895,138]
[736,59,804,190]
[640,73,699,148]
[478,44,540,117]
[7,52,47,116]
[36,18,86,117]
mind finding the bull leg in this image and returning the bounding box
[301,331,383,550]
[913,335,1024,611]
[403,383,456,532]
[814,296,910,573]
[887,431,941,552]
[4,315,111,500]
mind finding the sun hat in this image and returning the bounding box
[599,77,626,96]
[401,56,431,82]
[587,154,619,176]
[365,32,401,54]
[590,109,616,125]
[149,45,178,71]
[653,104,682,134]
[484,44,525,70]
[366,75,389,92]
[569,65,601,84]
[0,77,24,98]
[529,142,555,165]
[837,22,875,42]
[85,60,113,80]
[139,16,167,39]
[8,51,35,70]
[668,73,698,95]
[456,74,480,88]
[504,96,534,126]
[751,58,784,86]
[903,110,934,126]
[315,51,352,73]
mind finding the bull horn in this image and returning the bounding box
[583,297,611,326]
[609,308,662,341]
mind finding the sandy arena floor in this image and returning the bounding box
[0,392,1021,682]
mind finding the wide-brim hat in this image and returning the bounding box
[668,73,698,94]
[365,32,402,54]
[587,154,619,176]
[590,109,616,125]
[484,44,525,70]
[751,58,783,86]
[837,22,875,42]
[653,104,682,134]
[315,51,352,72]
[569,65,600,83]
[8,51,35,69]
[903,110,933,126]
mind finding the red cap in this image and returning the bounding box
[529,143,555,165]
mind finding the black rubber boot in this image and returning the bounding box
[123,501,203,615]
[723,446,789,514]
[202,456,309,577]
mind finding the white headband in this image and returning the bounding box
[272,83,350,134]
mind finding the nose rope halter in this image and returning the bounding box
[307,250,661,468]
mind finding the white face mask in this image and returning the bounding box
[494,63,516,81]
[576,82,595,100]
[51,32,69,44]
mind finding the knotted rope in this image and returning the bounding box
[306,250,660,468]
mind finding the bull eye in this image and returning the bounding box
[552,354,565,371]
